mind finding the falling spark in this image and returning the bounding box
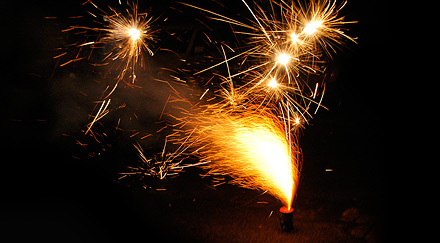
[99,2,156,85]
[85,99,111,135]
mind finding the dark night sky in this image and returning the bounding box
[2,0,388,241]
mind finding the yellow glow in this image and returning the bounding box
[277,53,291,65]
[188,108,300,209]
[128,28,141,41]
[304,21,322,35]
[235,127,294,207]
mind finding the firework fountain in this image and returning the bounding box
[56,0,356,233]
[166,0,357,231]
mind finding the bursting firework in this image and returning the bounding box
[58,0,157,85]
[55,0,158,136]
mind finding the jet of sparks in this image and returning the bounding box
[168,102,301,209]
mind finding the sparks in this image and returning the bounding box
[170,104,301,209]
[67,0,359,211]
[57,0,158,135]
[159,0,357,209]
[58,0,157,87]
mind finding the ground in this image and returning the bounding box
[1,107,386,242]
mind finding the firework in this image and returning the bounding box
[57,0,157,94]
[195,0,353,111]
[169,102,301,209]
[68,0,357,212]
[55,0,160,138]
[154,0,357,209]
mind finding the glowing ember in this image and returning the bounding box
[280,206,294,214]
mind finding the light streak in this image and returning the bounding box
[85,99,111,135]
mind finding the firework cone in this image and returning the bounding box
[279,206,294,232]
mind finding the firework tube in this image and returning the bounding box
[279,206,294,232]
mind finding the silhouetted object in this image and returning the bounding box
[279,206,294,232]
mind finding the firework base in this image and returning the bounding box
[279,206,294,233]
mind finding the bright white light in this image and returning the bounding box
[290,33,299,43]
[304,21,322,35]
[128,28,141,41]
[268,78,278,88]
[277,53,291,65]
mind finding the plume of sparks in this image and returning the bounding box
[167,102,301,208]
